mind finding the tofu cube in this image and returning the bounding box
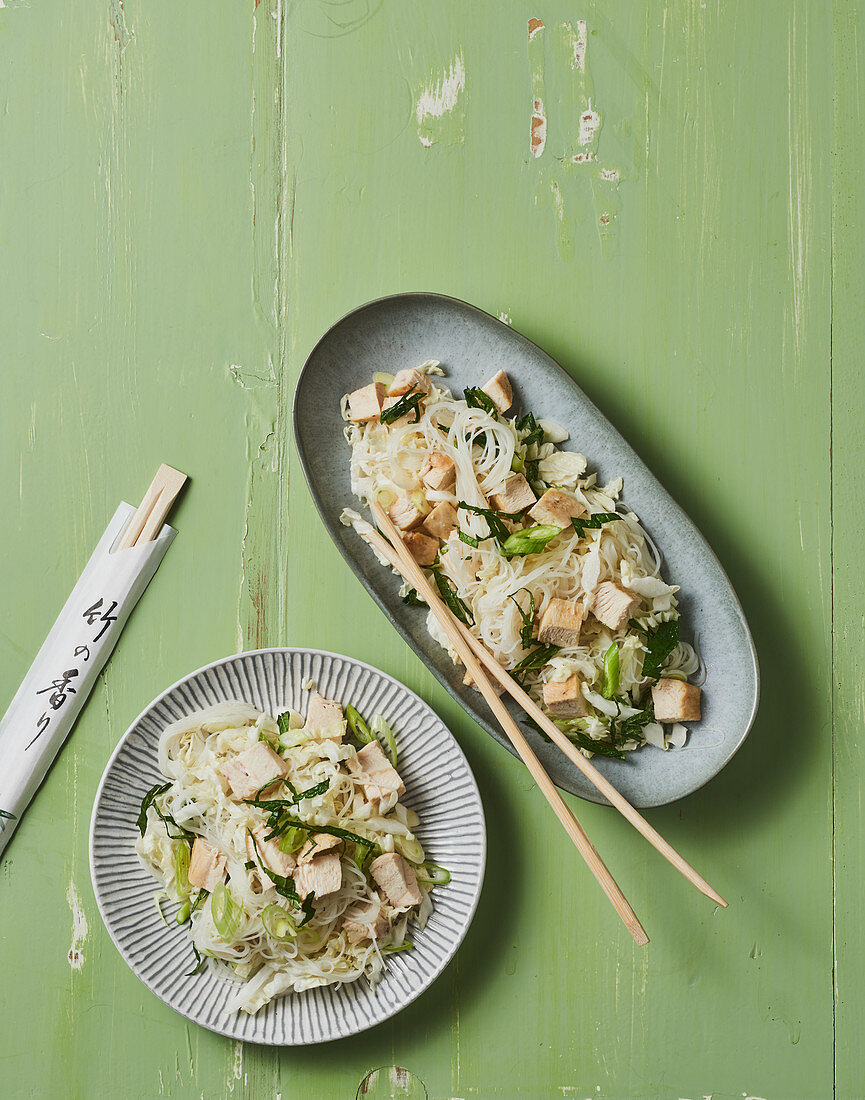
[402,530,439,566]
[537,598,586,647]
[247,826,297,887]
[188,837,227,892]
[347,383,385,423]
[489,474,536,514]
[305,694,346,742]
[542,674,590,719]
[422,501,459,540]
[529,489,586,528]
[347,739,406,802]
[342,898,390,944]
[590,581,641,631]
[370,852,423,909]
[388,492,427,531]
[293,850,342,900]
[481,370,513,413]
[387,368,432,398]
[419,449,456,492]
[651,678,702,722]
[220,740,289,800]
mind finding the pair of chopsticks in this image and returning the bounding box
[368,502,727,945]
[112,465,188,552]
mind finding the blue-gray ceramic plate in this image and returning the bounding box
[293,293,759,808]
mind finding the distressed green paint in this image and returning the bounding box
[0,0,851,1097]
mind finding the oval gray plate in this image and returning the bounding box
[89,648,486,1045]
[293,293,759,808]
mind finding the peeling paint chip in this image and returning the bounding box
[531,99,547,158]
[528,17,544,40]
[572,19,588,70]
[66,880,89,971]
[579,107,600,147]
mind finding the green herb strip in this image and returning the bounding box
[511,644,560,678]
[515,411,544,448]
[401,588,425,607]
[571,512,620,538]
[430,567,474,626]
[380,383,423,425]
[276,711,292,736]
[136,781,194,841]
[243,779,330,815]
[508,588,536,648]
[248,833,316,925]
[187,943,207,976]
[631,618,680,679]
[0,808,17,821]
[463,387,499,418]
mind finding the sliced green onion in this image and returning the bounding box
[176,900,191,925]
[373,372,394,385]
[190,889,208,914]
[601,642,620,699]
[415,862,451,886]
[500,524,560,558]
[278,826,306,855]
[659,670,688,682]
[510,452,525,473]
[383,939,414,954]
[174,841,190,896]
[346,704,374,744]
[211,883,240,941]
[394,834,424,864]
[261,903,297,941]
[371,714,398,767]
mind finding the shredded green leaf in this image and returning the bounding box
[463,387,499,418]
[380,383,423,425]
[243,779,330,816]
[515,411,544,448]
[571,512,620,538]
[415,862,451,886]
[632,618,680,679]
[175,899,191,925]
[401,587,425,607]
[261,903,297,941]
[511,644,560,682]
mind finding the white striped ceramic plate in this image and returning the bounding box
[89,648,486,1045]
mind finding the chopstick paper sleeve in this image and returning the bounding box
[0,502,177,856]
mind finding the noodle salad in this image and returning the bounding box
[340,362,703,758]
[135,696,448,1014]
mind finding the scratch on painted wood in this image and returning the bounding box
[414,51,466,147]
[529,19,546,157]
[786,8,812,377]
[66,878,89,970]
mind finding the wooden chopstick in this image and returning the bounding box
[113,465,188,552]
[361,518,726,910]
[370,503,649,946]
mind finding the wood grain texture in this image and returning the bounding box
[0,0,845,1096]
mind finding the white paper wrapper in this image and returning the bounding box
[0,503,176,856]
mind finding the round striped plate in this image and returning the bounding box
[89,648,486,1044]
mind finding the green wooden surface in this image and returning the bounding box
[0,1,860,1097]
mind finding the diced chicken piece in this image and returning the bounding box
[528,489,586,528]
[342,897,390,944]
[542,674,590,719]
[293,850,342,900]
[423,501,459,540]
[247,826,297,885]
[370,852,423,909]
[347,382,385,423]
[590,581,641,631]
[387,368,432,398]
[297,832,343,864]
[347,739,406,802]
[188,837,227,892]
[537,598,586,647]
[651,678,702,723]
[489,474,536,514]
[305,694,346,742]
[220,740,289,800]
[481,370,513,413]
[419,449,456,492]
[402,530,439,566]
[388,491,427,531]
